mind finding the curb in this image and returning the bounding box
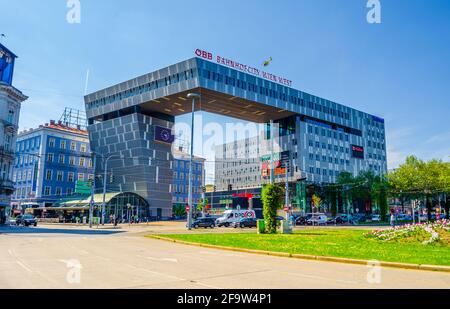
[147,235,450,273]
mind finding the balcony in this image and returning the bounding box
[0,146,15,160]
[0,179,15,194]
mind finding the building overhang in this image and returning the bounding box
[137,87,296,123]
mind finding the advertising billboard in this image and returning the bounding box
[154,126,174,144]
[261,151,290,178]
[0,44,16,85]
[351,145,365,159]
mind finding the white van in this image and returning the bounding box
[216,209,256,227]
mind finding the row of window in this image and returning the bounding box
[44,170,93,182]
[86,69,196,109]
[201,69,352,120]
[309,154,350,165]
[16,137,41,152]
[173,172,203,182]
[367,140,385,151]
[46,153,93,167]
[172,184,203,194]
[308,125,350,141]
[48,138,88,152]
[13,186,74,198]
[173,160,203,171]
[309,167,343,177]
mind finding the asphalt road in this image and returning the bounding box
[0,224,449,289]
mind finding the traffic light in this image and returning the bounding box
[228,184,233,192]
[202,186,206,193]
[213,185,216,192]
[109,173,115,183]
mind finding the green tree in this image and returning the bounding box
[262,184,284,234]
[172,205,186,217]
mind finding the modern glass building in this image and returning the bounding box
[85,55,387,218]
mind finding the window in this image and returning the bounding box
[49,138,55,147]
[68,172,74,182]
[80,144,87,153]
[58,154,65,164]
[47,153,54,162]
[78,173,84,181]
[7,109,14,123]
[88,159,93,168]
[57,171,63,181]
[88,174,94,181]
[69,156,75,166]
[60,140,66,149]
[55,187,62,196]
[44,187,51,196]
[70,142,76,151]
[79,158,85,167]
[45,170,52,181]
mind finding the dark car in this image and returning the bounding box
[295,214,312,226]
[232,218,257,228]
[192,217,216,229]
[16,214,37,227]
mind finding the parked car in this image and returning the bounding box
[371,214,381,222]
[8,217,17,226]
[306,214,328,225]
[295,214,313,226]
[232,218,258,228]
[191,217,216,229]
[352,214,366,223]
[15,214,37,227]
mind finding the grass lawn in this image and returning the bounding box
[155,229,450,266]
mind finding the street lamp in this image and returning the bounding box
[186,93,200,230]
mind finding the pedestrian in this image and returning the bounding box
[390,213,395,227]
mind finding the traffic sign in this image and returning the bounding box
[185,205,190,212]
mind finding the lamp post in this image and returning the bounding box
[186,93,200,230]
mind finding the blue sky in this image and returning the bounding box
[1,0,449,178]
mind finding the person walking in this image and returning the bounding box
[390,213,395,227]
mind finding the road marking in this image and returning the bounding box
[138,255,178,263]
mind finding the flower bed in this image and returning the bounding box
[366,220,450,245]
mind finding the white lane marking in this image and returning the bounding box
[137,255,178,263]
